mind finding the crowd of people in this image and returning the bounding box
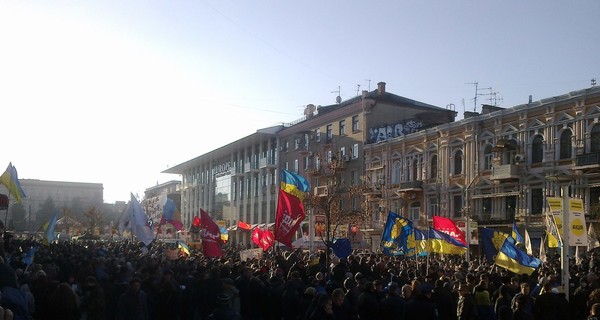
[1,234,600,320]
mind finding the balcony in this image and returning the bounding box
[397,181,423,192]
[490,164,519,180]
[259,157,277,169]
[230,165,244,177]
[244,162,259,173]
[574,152,600,169]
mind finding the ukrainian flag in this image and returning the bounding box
[411,227,428,257]
[280,170,310,200]
[480,227,515,263]
[0,162,26,203]
[495,238,541,276]
[177,240,191,255]
[428,227,467,255]
[512,222,524,244]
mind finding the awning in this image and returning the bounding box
[472,191,519,199]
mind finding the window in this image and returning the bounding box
[326,124,333,140]
[453,195,462,218]
[531,135,544,163]
[353,143,359,159]
[411,159,418,181]
[430,155,437,180]
[284,140,289,152]
[294,159,299,172]
[352,115,359,131]
[304,157,309,170]
[453,150,463,175]
[483,145,493,170]
[350,170,358,185]
[339,120,346,135]
[409,202,420,221]
[327,150,333,163]
[559,130,572,159]
[392,160,401,185]
[294,138,300,150]
[592,125,600,152]
[340,146,346,157]
[316,129,321,142]
[531,188,543,215]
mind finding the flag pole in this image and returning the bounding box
[560,184,570,299]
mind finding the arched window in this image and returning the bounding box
[392,160,401,185]
[483,145,493,170]
[412,159,418,181]
[559,130,572,159]
[430,155,438,180]
[531,135,544,163]
[592,125,600,153]
[453,150,463,175]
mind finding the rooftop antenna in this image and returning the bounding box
[365,79,371,91]
[356,84,361,96]
[331,86,341,104]
[592,78,597,87]
[491,92,503,106]
[466,81,478,112]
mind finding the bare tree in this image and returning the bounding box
[304,155,370,266]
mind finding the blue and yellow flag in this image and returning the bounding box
[512,222,524,244]
[411,227,429,257]
[495,237,542,275]
[177,240,191,255]
[381,211,414,256]
[280,170,310,200]
[428,227,467,255]
[43,211,59,245]
[0,162,26,203]
[480,227,515,262]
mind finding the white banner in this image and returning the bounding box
[240,248,263,261]
[569,198,588,246]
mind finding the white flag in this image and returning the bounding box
[524,228,533,255]
[539,235,547,263]
[575,245,583,265]
[589,223,600,252]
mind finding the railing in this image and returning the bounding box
[398,181,423,190]
[575,152,600,166]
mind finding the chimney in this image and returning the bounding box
[377,82,386,95]
[528,95,533,104]
[362,90,368,98]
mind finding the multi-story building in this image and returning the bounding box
[0,179,103,231]
[363,85,600,246]
[163,126,281,244]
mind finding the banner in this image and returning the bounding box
[456,220,479,245]
[240,248,263,261]
[200,209,223,257]
[569,198,588,246]
[275,189,305,247]
[433,216,466,245]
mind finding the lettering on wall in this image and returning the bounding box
[368,120,424,143]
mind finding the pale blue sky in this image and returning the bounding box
[1,1,598,203]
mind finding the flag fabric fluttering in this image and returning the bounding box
[479,227,514,263]
[410,228,428,257]
[259,229,274,251]
[177,240,191,256]
[237,220,252,230]
[381,211,414,256]
[275,189,306,247]
[252,228,263,246]
[331,238,352,260]
[432,216,466,245]
[125,193,155,246]
[545,214,561,248]
[539,235,547,263]
[160,197,183,231]
[43,211,59,245]
[512,222,524,244]
[0,162,26,203]
[280,169,310,200]
[23,246,37,266]
[220,227,229,243]
[524,228,533,255]
[495,237,542,276]
[428,227,467,255]
[200,209,222,257]
[589,223,600,252]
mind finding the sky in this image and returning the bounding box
[0,1,598,203]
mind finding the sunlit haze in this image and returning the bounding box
[1,1,598,203]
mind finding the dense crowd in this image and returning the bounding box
[1,235,600,320]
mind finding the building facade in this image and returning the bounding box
[363,86,600,244]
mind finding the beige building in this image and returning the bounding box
[364,85,600,243]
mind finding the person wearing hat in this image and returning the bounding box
[207,293,241,320]
[403,282,438,320]
[456,282,478,320]
[378,282,404,319]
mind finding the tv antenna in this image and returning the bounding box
[356,84,361,96]
[365,79,371,91]
[331,86,342,104]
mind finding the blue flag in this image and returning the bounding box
[480,227,515,262]
[512,222,524,244]
[381,211,414,255]
[495,237,541,275]
[43,211,59,245]
[331,238,352,260]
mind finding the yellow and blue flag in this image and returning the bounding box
[381,211,414,256]
[177,240,191,255]
[495,237,541,275]
[428,227,467,255]
[0,162,26,203]
[280,170,310,200]
[512,222,524,244]
[43,211,59,245]
[410,227,428,257]
[480,227,515,262]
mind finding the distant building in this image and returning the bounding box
[144,180,181,199]
[0,179,103,231]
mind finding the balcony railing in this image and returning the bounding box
[244,162,259,172]
[398,181,423,191]
[259,157,277,168]
[575,152,600,167]
[490,164,519,180]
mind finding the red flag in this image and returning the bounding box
[275,189,305,247]
[238,220,252,230]
[432,216,466,245]
[200,209,222,257]
[252,228,263,245]
[260,230,274,251]
[193,216,201,227]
